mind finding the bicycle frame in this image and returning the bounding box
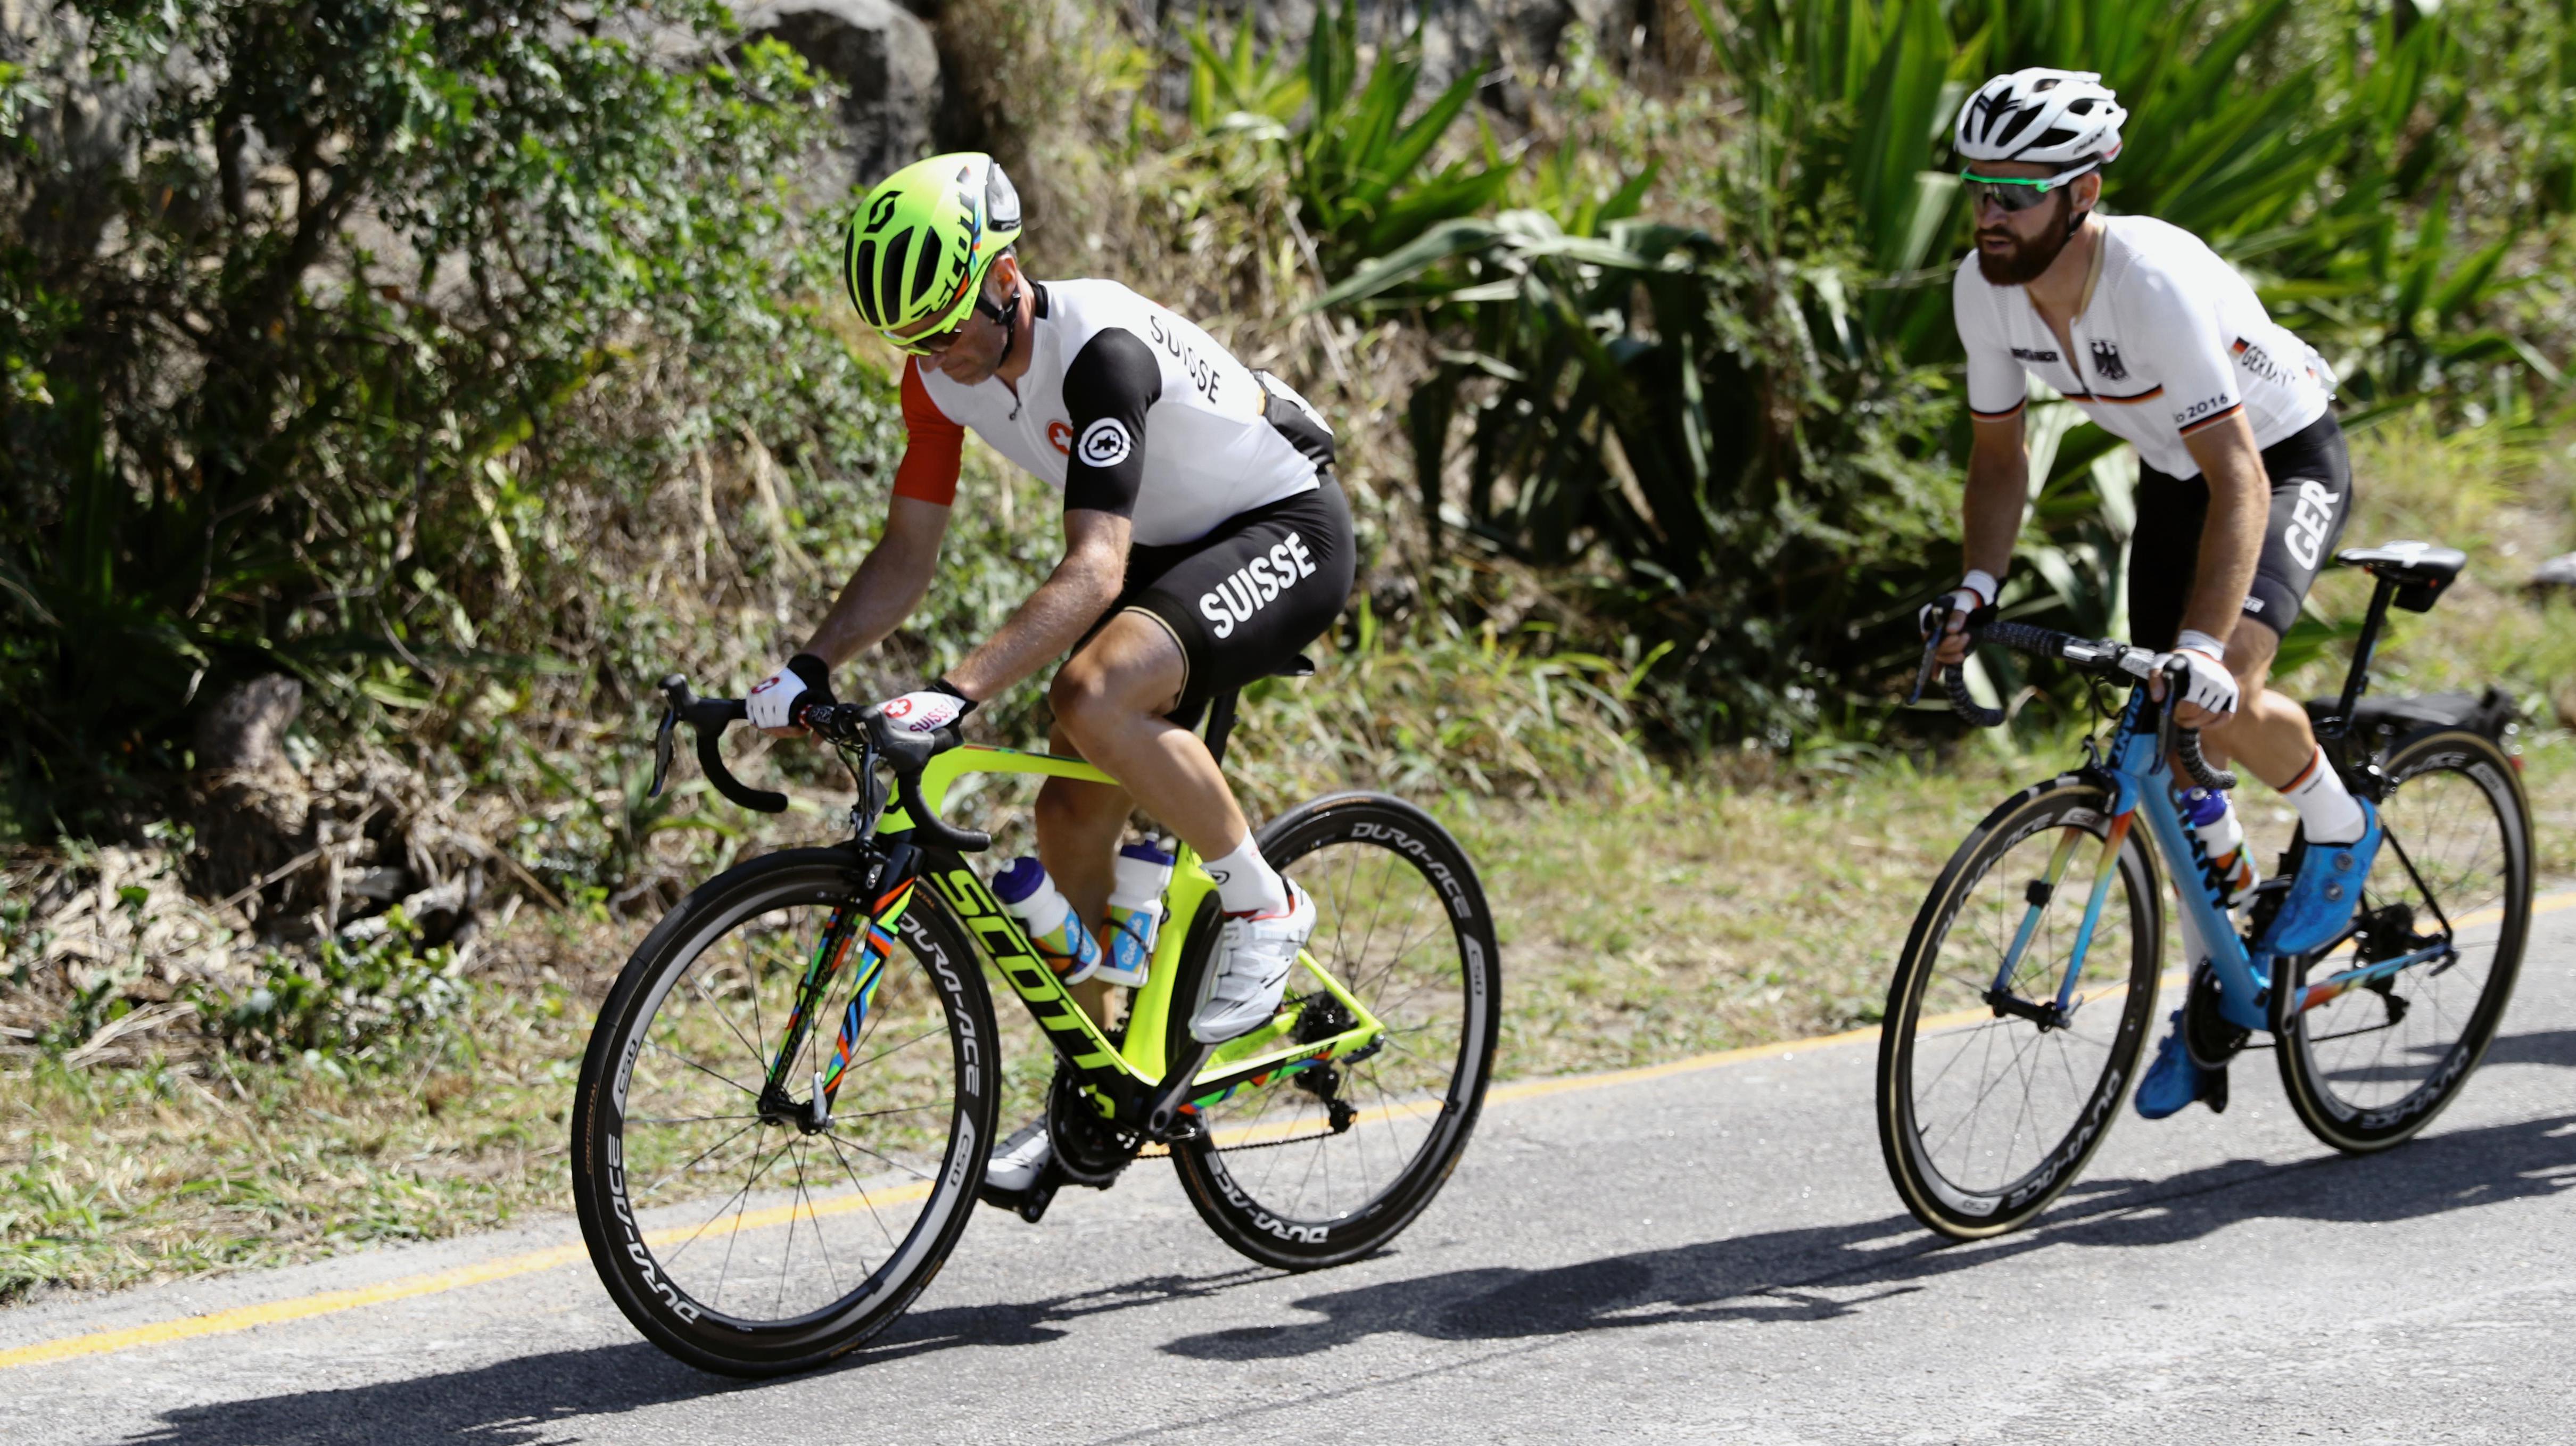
[1988,685,2441,1037]
[776,742,1386,1128]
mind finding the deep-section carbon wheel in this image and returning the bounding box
[571,849,997,1376]
[2276,728,2531,1153]
[1878,775,2164,1240]
[1170,794,1500,1269]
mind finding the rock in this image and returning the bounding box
[737,0,946,194]
[2528,551,2576,592]
[193,675,303,773]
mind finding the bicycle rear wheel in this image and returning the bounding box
[1170,794,1500,1269]
[2275,728,2531,1152]
[1878,775,2164,1240]
[571,849,998,1376]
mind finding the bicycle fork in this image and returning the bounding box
[1987,810,2135,1029]
[761,845,921,1131]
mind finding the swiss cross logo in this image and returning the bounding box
[884,697,914,718]
[1047,420,1072,455]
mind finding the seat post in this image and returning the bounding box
[1203,689,1241,768]
[2325,575,2400,740]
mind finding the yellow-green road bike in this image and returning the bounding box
[571,666,1500,1376]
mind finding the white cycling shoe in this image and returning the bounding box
[1190,881,1315,1044]
[984,1119,1052,1194]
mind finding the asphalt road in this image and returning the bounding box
[5,900,2571,1444]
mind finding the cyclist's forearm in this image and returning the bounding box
[1960,434,2027,581]
[2181,423,2268,646]
[802,506,945,667]
[944,547,1125,701]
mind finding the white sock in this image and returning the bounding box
[1205,836,1290,915]
[2282,747,2366,845]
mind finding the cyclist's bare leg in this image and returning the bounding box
[2191,625,2317,790]
[1034,731,1128,1029]
[1046,611,1255,858]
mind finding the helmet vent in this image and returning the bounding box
[879,229,914,321]
[851,238,881,326]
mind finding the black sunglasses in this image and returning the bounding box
[1962,164,2099,213]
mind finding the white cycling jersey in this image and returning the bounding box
[1954,214,2332,479]
[896,279,1331,547]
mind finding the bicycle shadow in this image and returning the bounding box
[115,1267,1271,1445]
[1161,1106,2576,1362]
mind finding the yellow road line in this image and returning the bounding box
[10,887,2571,1372]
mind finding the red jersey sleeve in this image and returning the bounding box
[893,361,964,506]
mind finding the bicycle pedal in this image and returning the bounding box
[978,1175,1059,1223]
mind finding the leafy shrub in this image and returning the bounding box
[1174,0,1515,275]
[194,907,463,1061]
[0,0,886,833]
[1321,0,2569,742]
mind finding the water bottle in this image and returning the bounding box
[2179,787,2260,912]
[993,857,1102,985]
[1097,841,1174,988]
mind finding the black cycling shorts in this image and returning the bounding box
[1083,478,1355,728]
[2127,411,2352,651]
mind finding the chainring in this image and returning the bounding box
[1046,1067,1140,1189]
[2183,960,2251,1071]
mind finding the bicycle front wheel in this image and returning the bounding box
[2275,728,2531,1153]
[571,849,998,1376]
[1171,794,1500,1269]
[1878,775,2164,1240]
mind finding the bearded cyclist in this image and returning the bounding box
[749,153,1352,1200]
[1927,71,2378,1119]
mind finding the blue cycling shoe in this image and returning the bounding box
[2261,798,2381,957]
[2135,1009,2229,1119]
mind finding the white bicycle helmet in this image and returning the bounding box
[1954,69,2127,168]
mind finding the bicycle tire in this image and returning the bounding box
[571,848,998,1376]
[1170,793,1500,1269]
[2275,728,2531,1153]
[1878,775,2164,1240]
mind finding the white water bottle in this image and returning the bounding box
[2179,787,2260,912]
[1098,842,1174,988]
[993,858,1102,985]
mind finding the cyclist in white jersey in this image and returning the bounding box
[745,154,1353,1199]
[1926,71,2381,1119]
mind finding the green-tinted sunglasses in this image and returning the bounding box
[887,292,1012,357]
[1961,164,2099,213]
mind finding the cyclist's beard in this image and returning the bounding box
[1975,201,2078,286]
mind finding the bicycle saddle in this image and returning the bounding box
[1269,653,1317,679]
[2338,541,2465,612]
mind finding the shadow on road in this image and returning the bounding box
[114,1267,1271,1444]
[1162,1107,2576,1361]
[121,1341,737,1445]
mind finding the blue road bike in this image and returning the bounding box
[1878,543,2533,1239]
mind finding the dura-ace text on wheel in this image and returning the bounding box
[2274,726,2531,1153]
[571,850,998,1377]
[1878,775,2165,1239]
[1168,794,1500,1269]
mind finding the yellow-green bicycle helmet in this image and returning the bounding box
[844,152,1023,340]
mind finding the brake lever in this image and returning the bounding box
[2154,655,2185,768]
[1906,626,1945,708]
[648,674,689,798]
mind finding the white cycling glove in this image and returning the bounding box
[747,654,832,730]
[869,683,973,737]
[1918,569,1998,639]
[2159,630,2239,718]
